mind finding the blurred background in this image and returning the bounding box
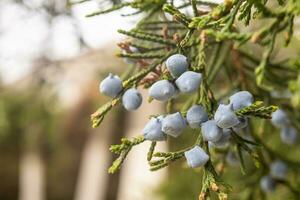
[0,0,300,200]
[0,0,168,200]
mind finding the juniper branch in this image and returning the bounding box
[129,43,165,52]
[163,4,191,27]
[91,50,176,128]
[235,101,278,119]
[108,136,145,173]
[122,49,177,87]
[86,2,131,17]
[177,0,218,9]
[147,141,156,161]
[118,29,176,46]
[85,0,300,198]
[117,51,165,59]
[91,98,120,128]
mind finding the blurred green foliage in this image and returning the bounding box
[0,87,60,199]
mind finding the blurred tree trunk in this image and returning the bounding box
[74,108,126,200]
[19,121,46,200]
[19,152,45,200]
[45,94,93,200]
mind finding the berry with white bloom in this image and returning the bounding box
[122,88,142,111]
[214,104,240,129]
[143,117,166,141]
[270,160,288,180]
[210,128,231,148]
[229,91,254,111]
[99,73,123,98]
[186,105,208,129]
[184,146,209,168]
[175,71,202,93]
[201,120,223,142]
[161,112,186,137]
[149,80,176,101]
[280,126,298,145]
[271,109,290,128]
[260,176,276,193]
[166,54,188,78]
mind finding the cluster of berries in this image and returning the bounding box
[99,73,143,111]
[149,54,201,101]
[143,91,253,168]
[99,53,256,169]
[271,109,298,145]
[143,90,253,168]
[260,160,288,193]
[99,54,201,110]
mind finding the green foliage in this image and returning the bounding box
[0,89,59,147]
[235,101,278,119]
[108,136,145,173]
[73,0,300,199]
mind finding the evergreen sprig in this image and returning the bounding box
[86,2,132,17]
[109,136,145,173]
[78,0,300,198]
[149,150,185,171]
[163,4,191,27]
[235,101,278,119]
[118,29,176,46]
[117,51,165,59]
[91,50,176,128]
